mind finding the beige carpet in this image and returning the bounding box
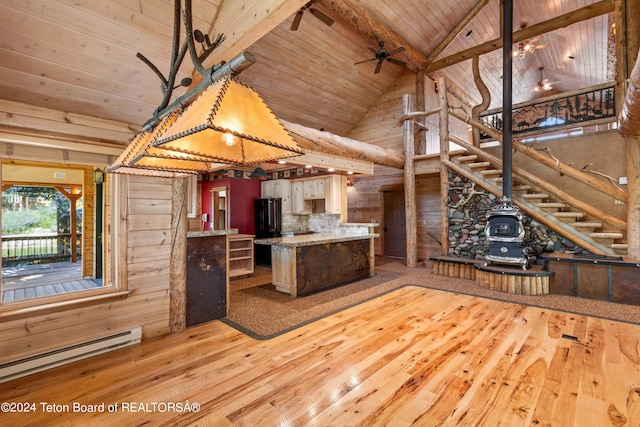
[222,258,640,339]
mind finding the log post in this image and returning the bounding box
[402,94,417,268]
[170,177,188,333]
[438,77,450,256]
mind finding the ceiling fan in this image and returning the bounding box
[354,41,406,74]
[534,67,553,92]
[290,1,334,31]
[513,23,547,58]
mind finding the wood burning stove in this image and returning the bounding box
[484,196,530,269]
[483,0,530,270]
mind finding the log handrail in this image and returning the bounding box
[448,108,629,203]
[442,158,614,255]
[448,133,627,231]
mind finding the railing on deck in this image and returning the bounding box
[480,82,616,140]
[2,233,82,266]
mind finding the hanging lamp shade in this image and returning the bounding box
[107,112,228,176]
[152,76,304,164]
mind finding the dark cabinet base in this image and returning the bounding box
[186,235,227,326]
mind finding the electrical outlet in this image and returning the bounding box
[619,176,628,185]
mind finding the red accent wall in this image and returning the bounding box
[200,178,261,234]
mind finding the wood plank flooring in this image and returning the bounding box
[1,285,639,426]
[1,262,99,302]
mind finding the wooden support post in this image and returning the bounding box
[170,177,188,333]
[438,78,450,256]
[402,94,417,268]
[627,136,640,259]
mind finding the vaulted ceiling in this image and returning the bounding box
[0,0,614,140]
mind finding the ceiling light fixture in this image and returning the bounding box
[107,0,303,176]
[534,66,552,92]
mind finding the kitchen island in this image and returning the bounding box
[254,229,378,297]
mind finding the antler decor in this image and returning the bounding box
[107,0,304,176]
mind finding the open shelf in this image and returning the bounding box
[229,234,254,278]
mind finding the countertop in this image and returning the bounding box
[187,229,239,238]
[254,232,379,247]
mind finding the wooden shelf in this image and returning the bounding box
[229,234,254,278]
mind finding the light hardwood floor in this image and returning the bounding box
[1,285,639,426]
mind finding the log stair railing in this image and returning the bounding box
[445,150,627,256]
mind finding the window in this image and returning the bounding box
[0,161,122,309]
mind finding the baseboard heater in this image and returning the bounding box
[0,326,142,384]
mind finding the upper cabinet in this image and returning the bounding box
[303,178,325,200]
[262,175,346,218]
[261,179,292,213]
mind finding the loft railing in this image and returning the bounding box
[480,82,616,140]
[2,233,82,266]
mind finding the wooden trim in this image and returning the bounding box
[0,290,132,322]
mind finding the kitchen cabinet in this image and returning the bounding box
[228,234,254,278]
[261,179,291,213]
[303,178,325,200]
[291,180,310,214]
[324,175,346,215]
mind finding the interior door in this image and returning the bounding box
[383,190,406,259]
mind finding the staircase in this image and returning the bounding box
[447,152,628,256]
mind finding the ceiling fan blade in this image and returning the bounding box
[534,44,548,50]
[386,57,406,67]
[375,60,383,74]
[290,10,304,31]
[309,8,334,26]
[354,57,377,65]
[387,46,405,56]
[367,46,378,55]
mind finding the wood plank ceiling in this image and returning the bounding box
[0,0,613,140]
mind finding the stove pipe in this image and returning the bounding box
[502,0,513,201]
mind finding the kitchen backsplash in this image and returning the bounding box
[282,213,341,233]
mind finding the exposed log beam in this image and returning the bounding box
[204,0,307,67]
[426,0,490,63]
[428,0,615,72]
[281,120,404,169]
[619,51,640,136]
[322,0,475,107]
[322,0,426,72]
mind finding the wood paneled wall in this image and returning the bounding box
[0,174,172,364]
[347,71,455,264]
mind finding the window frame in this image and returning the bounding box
[0,168,130,321]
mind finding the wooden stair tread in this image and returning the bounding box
[481,169,502,176]
[455,155,478,162]
[553,212,585,218]
[468,162,491,169]
[536,202,566,208]
[571,222,603,228]
[590,232,624,239]
[522,193,549,199]
[611,243,629,249]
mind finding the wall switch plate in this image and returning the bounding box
[619,176,628,185]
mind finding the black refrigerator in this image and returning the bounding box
[254,198,282,267]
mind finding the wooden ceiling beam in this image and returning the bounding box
[428,0,615,72]
[204,0,308,67]
[281,119,405,169]
[426,0,490,63]
[321,0,427,72]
